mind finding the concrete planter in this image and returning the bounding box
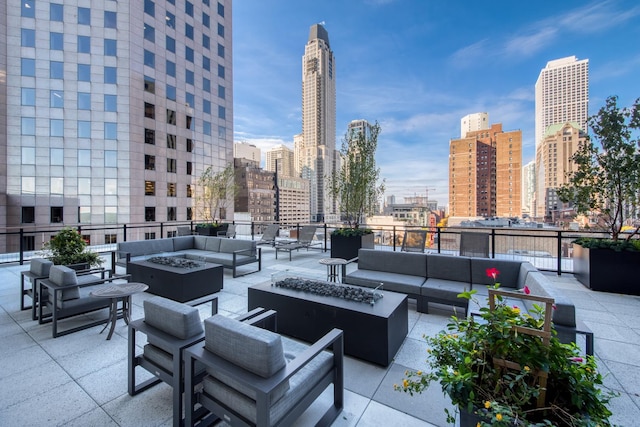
[330,232,375,260]
[195,224,228,236]
[573,243,640,295]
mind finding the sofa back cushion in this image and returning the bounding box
[470,259,523,288]
[205,237,222,252]
[219,239,256,256]
[118,238,173,259]
[144,296,203,339]
[193,236,209,250]
[205,314,286,378]
[357,249,427,277]
[172,236,194,251]
[30,258,53,276]
[426,254,471,283]
[49,265,80,301]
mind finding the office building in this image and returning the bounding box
[234,142,261,163]
[298,23,338,223]
[276,176,311,225]
[460,112,489,138]
[449,123,522,218]
[233,158,275,224]
[535,122,586,219]
[0,0,233,251]
[522,160,536,217]
[265,145,295,178]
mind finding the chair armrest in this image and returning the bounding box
[184,295,219,316]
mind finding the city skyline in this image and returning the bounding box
[233,0,640,207]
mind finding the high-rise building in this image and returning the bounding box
[534,122,586,219]
[460,112,489,138]
[521,160,536,217]
[233,158,275,223]
[299,23,338,223]
[0,0,233,251]
[535,56,589,146]
[265,145,295,178]
[234,142,261,164]
[449,123,522,218]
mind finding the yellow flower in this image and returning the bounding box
[402,379,409,388]
[524,365,530,372]
[496,413,503,421]
[417,370,422,376]
[476,423,481,427]
[484,400,491,409]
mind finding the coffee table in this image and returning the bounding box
[248,281,408,366]
[90,282,148,340]
[127,258,223,302]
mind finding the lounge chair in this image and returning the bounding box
[217,224,236,238]
[177,225,193,236]
[256,224,280,247]
[460,231,490,258]
[275,225,322,260]
[401,230,427,253]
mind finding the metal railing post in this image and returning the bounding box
[437,227,441,253]
[491,229,496,258]
[19,228,24,265]
[393,226,396,251]
[324,223,328,252]
[123,224,127,242]
[557,231,562,275]
[160,222,164,238]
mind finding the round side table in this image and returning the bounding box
[319,258,348,283]
[90,282,148,340]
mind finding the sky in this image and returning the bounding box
[231,0,640,207]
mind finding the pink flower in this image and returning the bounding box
[523,286,531,295]
[570,357,584,363]
[486,268,499,281]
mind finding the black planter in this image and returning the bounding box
[330,232,375,260]
[573,243,640,295]
[195,224,228,236]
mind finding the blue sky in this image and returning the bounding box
[232,0,640,206]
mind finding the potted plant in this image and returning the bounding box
[39,227,103,269]
[557,96,640,294]
[329,121,385,259]
[194,163,237,236]
[396,269,615,426]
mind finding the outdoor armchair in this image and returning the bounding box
[256,224,280,247]
[401,230,427,253]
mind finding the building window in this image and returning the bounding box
[186,46,194,62]
[78,35,91,53]
[217,43,224,58]
[167,134,177,149]
[145,181,155,196]
[50,3,63,21]
[78,7,91,25]
[145,102,155,119]
[218,106,226,120]
[105,150,117,167]
[167,183,177,197]
[186,92,194,108]
[145,207,156,222]
[186,115,193,130]
[166,11,175,28]
[186,139,194,152]
[105,234,117,244]
[22,147,35,164]
[105,39,117,56]
[166,84,176,101]
[218,64,225,79]
[50,148,64,165]
[144,0,154,16]
[217,2,224,17]
[145,154,155,170]
[186,161,193,175]
[23,235,35,251]
[22,58,35,76]
[186,69,194,85]
[144,50,155,68]
[167,158,177,173]
[145,128,155,144]
[51,207,64,223]
[22,177,35,194]
[167,207,177,221]
[167,109,177,125]
[144,23,155,42]
[218,85,225,99]
[22,0,35,18]
[187,207,193,220]
[203,121,211,135]
[78,121,91,138]
[50,61,64,79]
[105,207,117,223]
[78,178,91,194]
[77,92,90,110]
[218,23,224,38]
[185,23,194,40]
[166,60,176,77]
[203,34,210,49]
[104,122,117,139]
[103,65,117,83]
[186,1,194,16]
[203,78,211,93]
[104,11,117,28]
[218,126,226,139]
[186,184,193,197]
[22,206,35,223]
[105,178,117,195]
[203,99,211,114]
[144,76,155,93]
[166,35,175,53]
[50,119,64,137]
[50,90,64,108]
[78,64,91,81]
[203,12,210,28]
[104,94,117,112]
[22,29,35,47]
[203,56,210,71]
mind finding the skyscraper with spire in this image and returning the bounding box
[299,24,338,222]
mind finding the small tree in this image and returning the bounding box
[330,121,385,231]
[557,96,640,241]
[195,163,237,224]
[39,227,103,267]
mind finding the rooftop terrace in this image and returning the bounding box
[1,245,639,426]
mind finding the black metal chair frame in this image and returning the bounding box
[460,231,490,258]
[401,229,427,253]
[256,224,280,247]
[274,226,323,261]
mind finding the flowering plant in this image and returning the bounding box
[396,268,615,426]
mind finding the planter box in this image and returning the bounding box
[330,232,374,260]
[573,243,640,295]
[195,224,228,236]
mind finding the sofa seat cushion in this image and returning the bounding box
[467,290,525,315]
[344,270,425,296]
[144,295,204,340]
[55,285,111,311]
[357,249,427,277]
[421,278,470,303]
[524,272,576,327]
[426,254,471,283]
[177,250,212,260]
[202,335,332,425]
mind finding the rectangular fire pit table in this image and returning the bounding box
[248,281,408,366]
[127,258,223,303]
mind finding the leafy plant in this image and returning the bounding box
[195,163,237,224]
[396,269,615,426]
[331,227,373,237]
[557,96,640,241]
[330,121,385,232]
[572,237,640,252]
[39,227,103,267]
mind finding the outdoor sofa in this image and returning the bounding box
[116,235,261,278]
[344,249,591,353]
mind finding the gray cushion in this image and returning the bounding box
[205,314,286,378]
[144,296,203,339]
[524,272,576,327]
[421,278,470,301]
[357,249,427,277]
[344,270,425,295]
[204,237,222,252]
[172,236,194,251]
[470,258,522,288]
[49,265,80,301]
[193,236,209,250]
[219,239,256,256]
[30,258,53,276]
[426,254,471,283]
